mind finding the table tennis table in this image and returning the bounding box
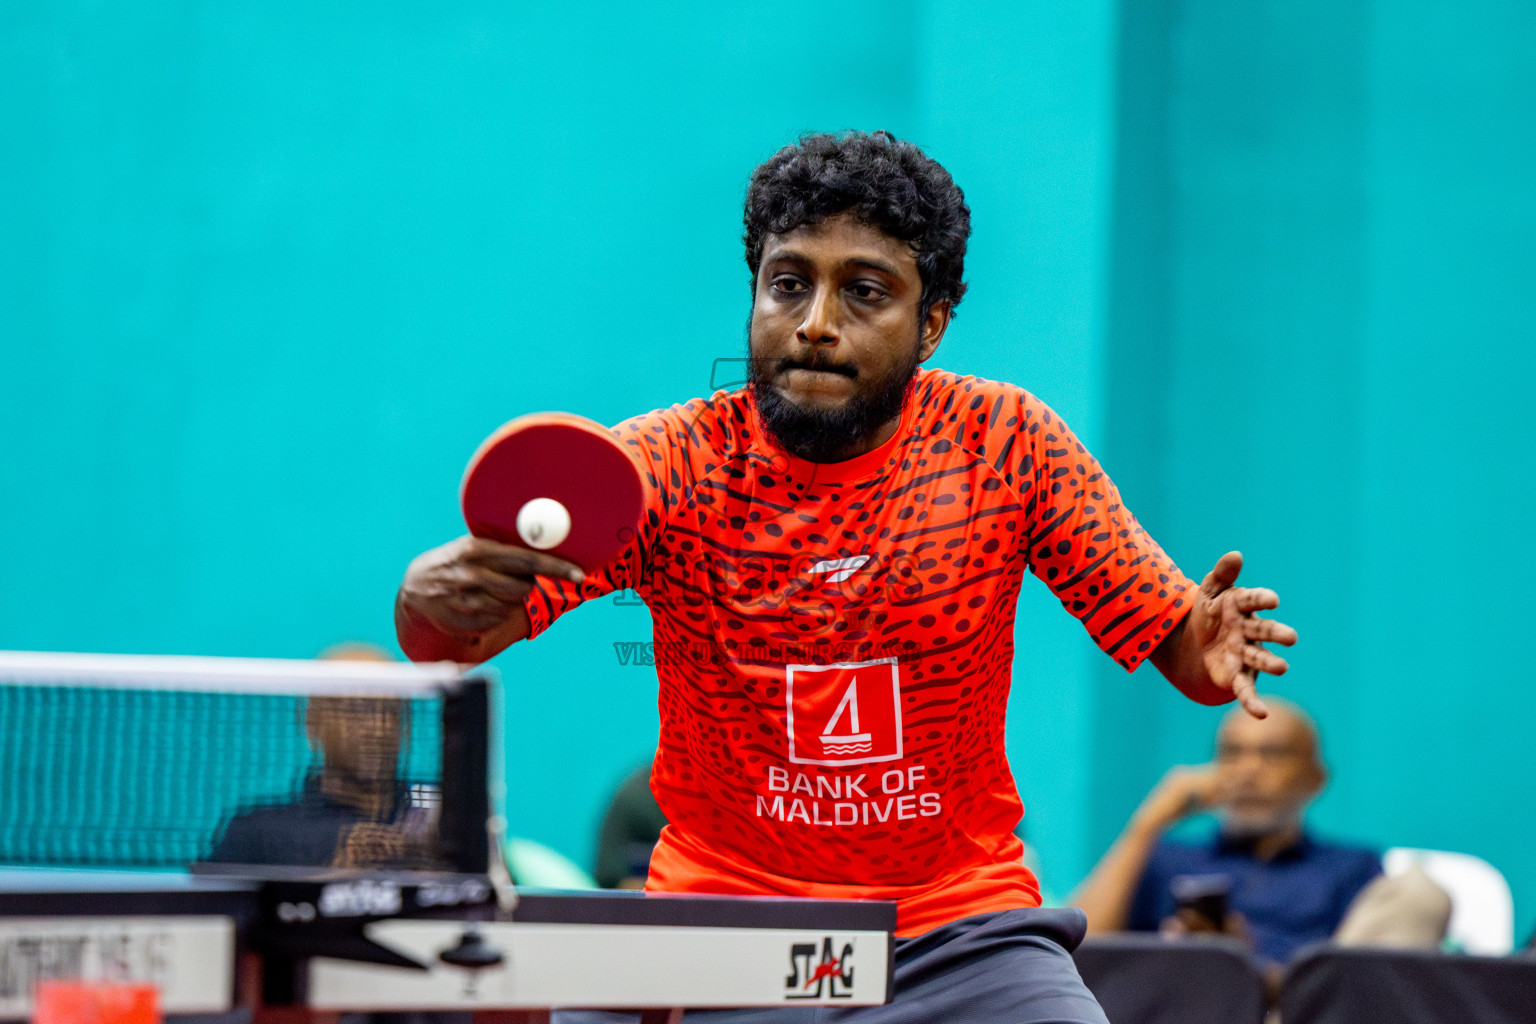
[0,867,894,1022]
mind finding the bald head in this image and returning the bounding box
[1212,697,1326,840]
[1218,697,1321,763]
[318,641,396,663]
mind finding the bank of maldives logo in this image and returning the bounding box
[785,937,855,1000]
[785,657,902,767]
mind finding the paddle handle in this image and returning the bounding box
[394,592,529,665]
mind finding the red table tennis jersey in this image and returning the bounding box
[524,369,1195,935]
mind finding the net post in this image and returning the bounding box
[438,672,492,874]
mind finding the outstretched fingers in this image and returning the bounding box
[1228,670,1269,719]
[1242,616,1298,646]
[1196,554,1290,719]
[1199,551,1245,597]
[1241,643,1290,677]
[1229,586,1281,614]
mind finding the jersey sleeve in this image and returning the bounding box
[520,406,682,640]
[1013,391,1195,671]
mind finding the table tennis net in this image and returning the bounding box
[0,653,490,873]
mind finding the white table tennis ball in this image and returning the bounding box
[516,497,571,550]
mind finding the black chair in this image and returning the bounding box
[1280,945,1536,1024]
[1072,933,1266,1024]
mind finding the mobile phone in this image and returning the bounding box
[1170,873,1231,928]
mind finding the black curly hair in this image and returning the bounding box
[744,131,970,323]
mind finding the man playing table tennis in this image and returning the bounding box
[395,131,1296,1023]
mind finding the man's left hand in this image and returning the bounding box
[1183,551,1297,718]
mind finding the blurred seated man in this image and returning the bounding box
[207,644,439,869]
[593,758,668,889]
[1072,698,1381,965]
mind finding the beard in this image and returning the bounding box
[1218,805,1303,843]
[748,342,922,463]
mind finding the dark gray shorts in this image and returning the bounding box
[552,907,1108,1024]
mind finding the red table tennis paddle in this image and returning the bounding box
[460,412,645,574]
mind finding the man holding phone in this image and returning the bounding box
[1072,699,1381,965]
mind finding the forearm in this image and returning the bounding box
[1071,817,1166,933]
[1150,617,1234,706]
[394,590,530,664]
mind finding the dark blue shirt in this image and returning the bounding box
[206,775,414,867]
[1128,830,1381,964]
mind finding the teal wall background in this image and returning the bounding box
[3,2,1532,936]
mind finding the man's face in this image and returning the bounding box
[308,697,403,786]
[1212,707,1325,838]
[747,213,947,462]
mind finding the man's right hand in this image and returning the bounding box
[395,535,585,662]
[1132,765,1220,835]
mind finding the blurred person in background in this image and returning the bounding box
[594,757,668,889]
[206,642,439,868]
[1072,698,1382,965]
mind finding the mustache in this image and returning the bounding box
[772,355,858,378]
